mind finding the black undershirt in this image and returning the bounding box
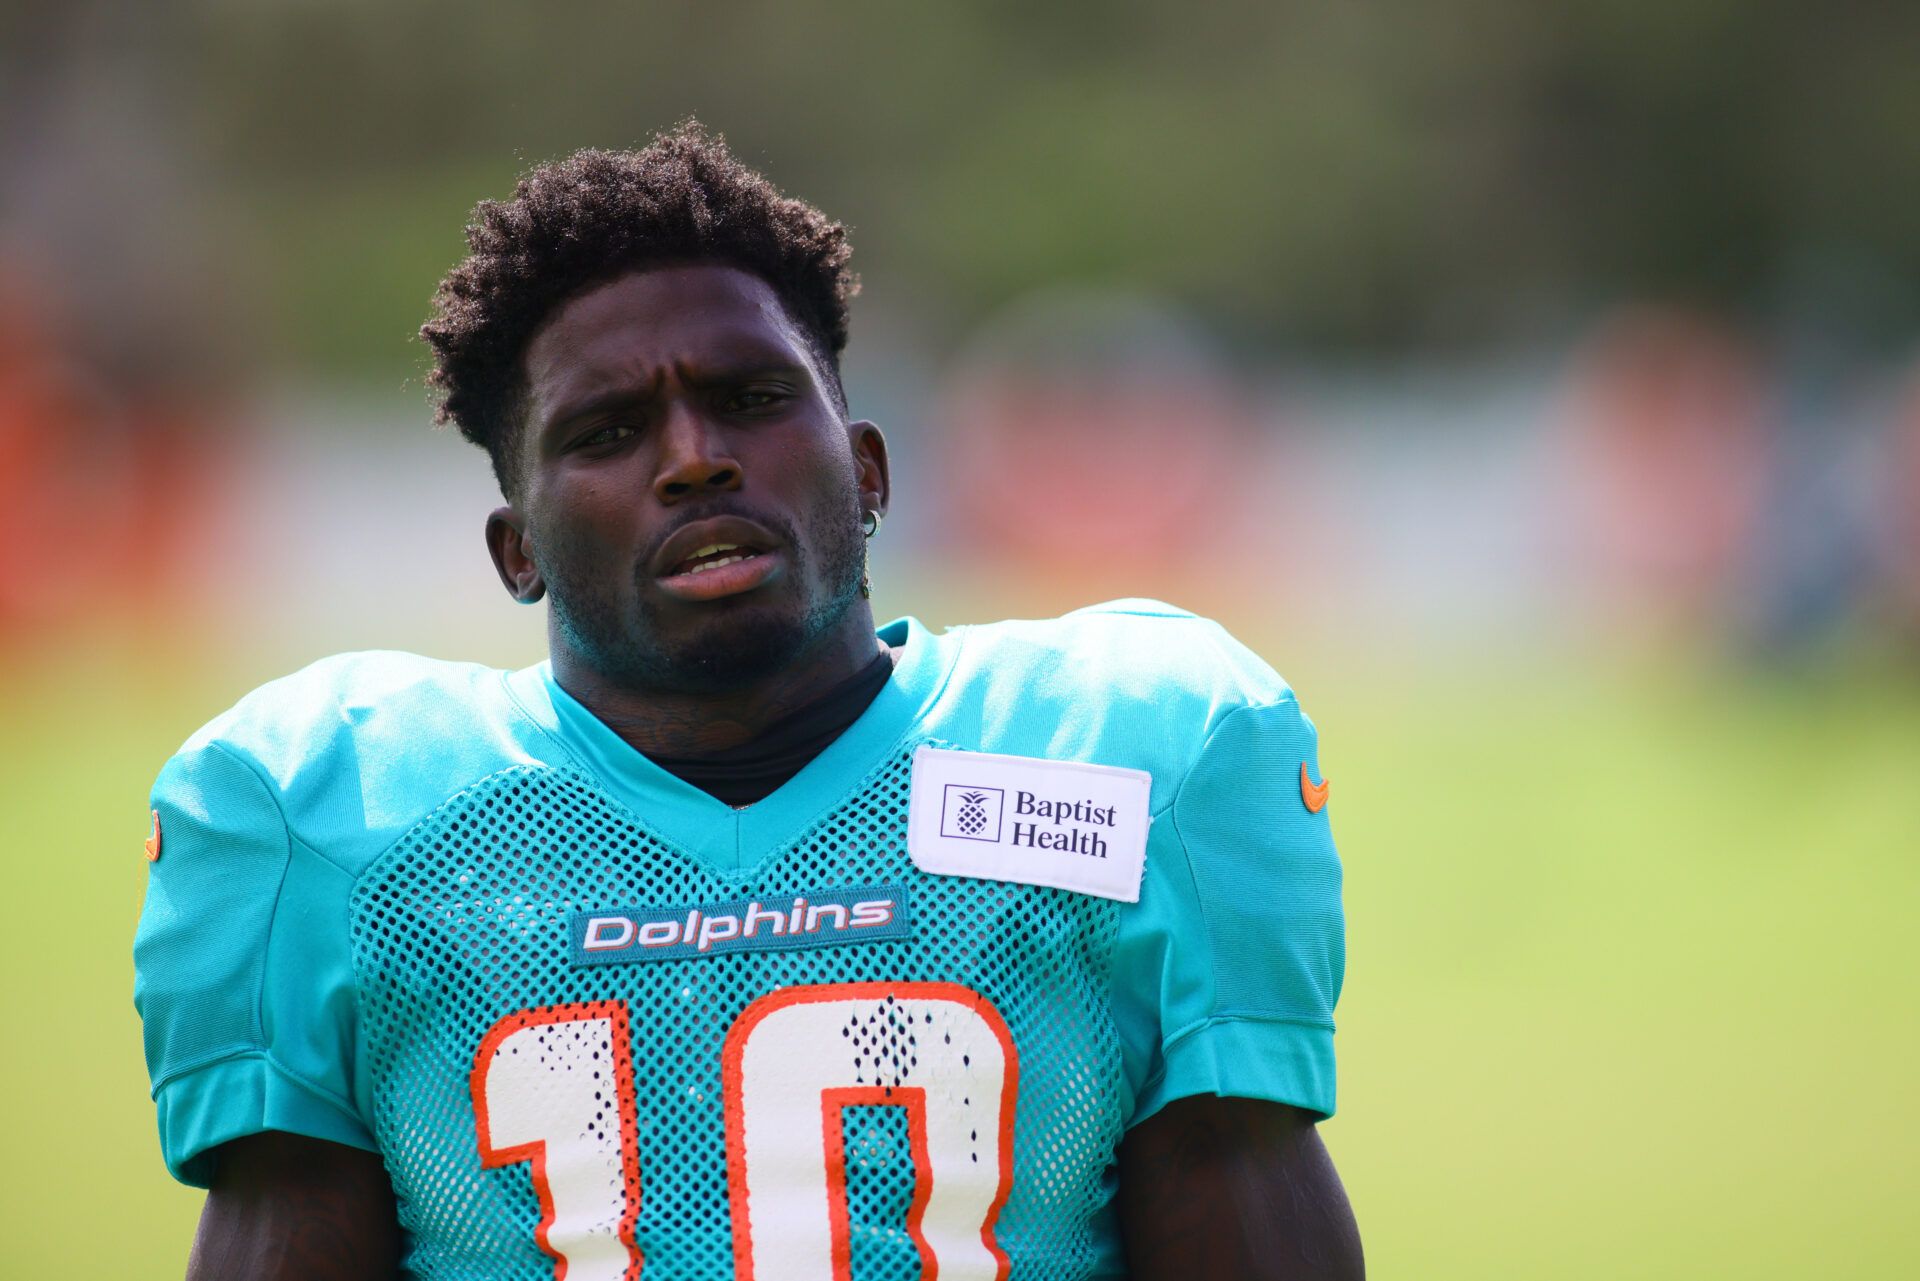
[645,647,898,807]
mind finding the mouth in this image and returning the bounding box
[667,541,765,577]
[651,516,787,603]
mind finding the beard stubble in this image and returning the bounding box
[540,475,869,696]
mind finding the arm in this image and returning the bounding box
[186,1132,401,1281]
[1119,1096,1363,1281]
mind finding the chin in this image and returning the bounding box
[553,557,860,694]
[656,605,812,690]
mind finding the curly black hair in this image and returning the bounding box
[421,121,858,494]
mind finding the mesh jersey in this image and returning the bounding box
[134,600,1345,1280]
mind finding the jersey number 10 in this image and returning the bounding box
[471,981,1020,1281]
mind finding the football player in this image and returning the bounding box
[134,123,1362,1280]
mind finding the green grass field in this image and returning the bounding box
[5,633,1916,1278]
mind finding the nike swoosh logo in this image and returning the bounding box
[1299,764,1330,814]
[145,809,162,862]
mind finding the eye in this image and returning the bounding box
[725,387,790,413]
[572,422,638,451]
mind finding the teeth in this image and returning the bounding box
[670,541,764,577]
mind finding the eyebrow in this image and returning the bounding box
[682,356,813,389]
[541,386,656,438]
[541,358,813,436]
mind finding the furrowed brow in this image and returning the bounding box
[685,357,812,388]
[542,384,658,437]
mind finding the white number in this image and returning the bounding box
[472,1002,644,1280]
[473,983,1018,1281]
[723,982,1018,1281]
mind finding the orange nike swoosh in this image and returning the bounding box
[1300,763,1330,814]
[145,809,162,862]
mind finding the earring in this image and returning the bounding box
[859,508,881,597]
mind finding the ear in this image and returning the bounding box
[849,420,891,518]
[486,506,546,603]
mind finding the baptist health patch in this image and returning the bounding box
[907,745,1153,903]
[571,884,912,967]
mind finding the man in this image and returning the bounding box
[134,123,1363,1280]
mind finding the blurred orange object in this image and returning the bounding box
[0,269,212,643]
[1556,306,1772,640]
[929,290,1262,603]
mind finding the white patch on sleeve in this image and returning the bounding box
[907,746,1152,902]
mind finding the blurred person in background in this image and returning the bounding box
[930,290,1268,607]
[1553,306,1773,649]
[1877,368,1920,644]
[0,5,232,649]
[0,268,216,645]
[132,123,1363,1280]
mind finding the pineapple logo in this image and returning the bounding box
[940,783,1005,842]
[955,792,989,835]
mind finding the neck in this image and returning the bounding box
[550,605,886,758]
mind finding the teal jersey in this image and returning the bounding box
[134,601,1344,1280]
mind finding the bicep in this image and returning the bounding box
[1119,1096,1364,1281]
[186,1132,400,1281]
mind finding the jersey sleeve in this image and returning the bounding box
[1110,695,1345,1126]
[133,737,373,1187]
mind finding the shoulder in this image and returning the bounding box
[182,650,521,752]
[950,598,1298,712]
[929,600,1307,805]
[158,651,560,871]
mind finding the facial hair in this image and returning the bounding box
[540,474,869,696]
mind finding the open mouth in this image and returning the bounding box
[650,515,786,602]
[667,541,767,578]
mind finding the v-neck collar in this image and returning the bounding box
[506,617,959,876]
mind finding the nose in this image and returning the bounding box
[652,402,741,502]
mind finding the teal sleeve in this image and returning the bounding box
[133,739,373,1187]
[1110,697,1345,1125]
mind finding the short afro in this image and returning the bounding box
[421,121,858,494]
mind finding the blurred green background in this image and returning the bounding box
[3,2,1918,1277]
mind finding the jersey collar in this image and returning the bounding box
[507,617,960,874]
